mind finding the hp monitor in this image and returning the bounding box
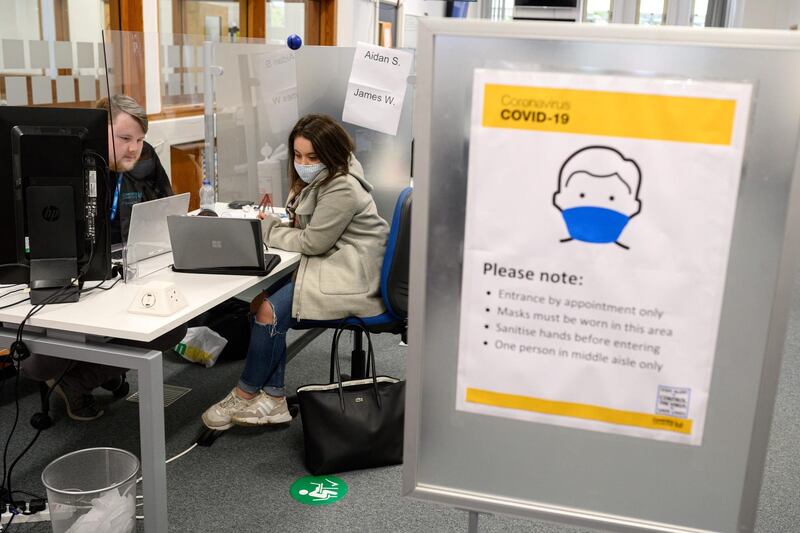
[0,107,111,304]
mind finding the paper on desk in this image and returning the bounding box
[342,42,413,136]
[220,209,247,218]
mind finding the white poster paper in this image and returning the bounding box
[342,42,413,135]
[455,69,753,445]
[254,49,299,135]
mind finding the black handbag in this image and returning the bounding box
[296,322,405,475]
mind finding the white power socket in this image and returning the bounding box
[1,504,50,528]
[128,281,188,316]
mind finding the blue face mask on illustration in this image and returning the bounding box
[294,161,326,184]
[561,206,631,244]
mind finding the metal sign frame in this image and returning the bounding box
[403,19,800,533]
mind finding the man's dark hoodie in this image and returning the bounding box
[109,141,173,244]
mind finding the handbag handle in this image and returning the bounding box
[329,319,382,411]
[328,318,376,381]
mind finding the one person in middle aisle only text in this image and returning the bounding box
[202,114,390,430]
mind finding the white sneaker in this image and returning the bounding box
[202,389,256,430]
[231,392,292,426]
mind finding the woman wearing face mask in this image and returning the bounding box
[202,114,389,429]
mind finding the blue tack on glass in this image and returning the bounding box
[561,206,630,244]
[287,34,302,50]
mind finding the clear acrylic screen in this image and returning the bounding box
[214,44,414,222]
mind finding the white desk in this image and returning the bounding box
[0,247,299,532]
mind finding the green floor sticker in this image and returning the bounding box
[290,475,348,505]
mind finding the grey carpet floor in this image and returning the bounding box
[2,275,799,532]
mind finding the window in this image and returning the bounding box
[584,0,612,24]
[637,0,666,26]
[488,0,514,21]
[266,0,305,45]
[0,0,109,42]
[159,0,242,43]
[157,33,205,112]
[692,0,709,27]
[0,0,110,107]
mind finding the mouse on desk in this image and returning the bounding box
[228,200,254,209]
[197,208,218,217]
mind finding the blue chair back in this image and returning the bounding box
[380,187,412,322]
[290,187,412,380]
[293,187,412,332]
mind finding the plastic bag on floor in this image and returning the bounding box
[64,488,135,533]
[174,326,228,368]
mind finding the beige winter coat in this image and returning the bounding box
[260,156,389,320]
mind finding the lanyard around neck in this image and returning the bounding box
[110,173,123,221]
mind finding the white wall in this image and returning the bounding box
[786,2,800,22]
[66,0,104,43]
[775,0,800,29]
[403,0,447,17]
[735,0,800,29]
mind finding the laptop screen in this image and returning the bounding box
[168,216,268,274]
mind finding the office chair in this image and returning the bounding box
[292,186,412,380]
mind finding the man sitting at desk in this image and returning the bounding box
[100,95,174,244]
[21,95,182,421]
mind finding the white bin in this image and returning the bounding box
[41,447,139,533]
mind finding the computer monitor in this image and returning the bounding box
[0,107,111,304]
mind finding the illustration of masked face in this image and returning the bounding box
[556,172,640,243]
[553,146,642,247]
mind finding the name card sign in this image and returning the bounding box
[342,42,413,136]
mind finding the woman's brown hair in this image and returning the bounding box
[288,114,354,194]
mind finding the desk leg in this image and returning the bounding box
[137,353,167,532]
[0,328,171,531]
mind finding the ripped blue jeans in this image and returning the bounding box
[237,280,297,397]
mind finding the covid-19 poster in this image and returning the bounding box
[455,69,752,445]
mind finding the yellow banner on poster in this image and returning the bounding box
[466,388,693,434]
[482,84,737,145]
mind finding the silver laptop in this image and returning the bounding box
[167,215,278,275]
[124,192,191,264]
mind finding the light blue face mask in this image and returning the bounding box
[561,206,631,243]
[294,161,326,184]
